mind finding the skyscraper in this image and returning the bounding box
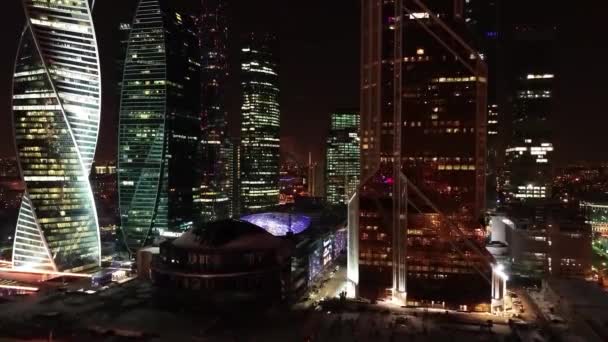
[350,0,491,307]
[326,111,360,205]
[118,0,201,253]
[198,0,232,222]
[465,0,503,208]
[240,34,281,214]
[11,0,102,273]
[504,21,556,201]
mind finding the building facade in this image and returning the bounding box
[465,0,503,208]
[503,5,556,202]
[118,0,201,254]
[326,111,360,205]
[152,219,292,304]
[581,201,608,253]
[11,0,102,273]
[198,0,232,223]
[351,0,491,308]
[489,204,592,280]
[240,34,281,214]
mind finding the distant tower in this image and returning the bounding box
[11,0,101,273]
[198,0,232,222]
[240,34,281,214]
[326,111,360,205]
[307,152,317,197]
[118,0,200,253]
[504,22,556,202]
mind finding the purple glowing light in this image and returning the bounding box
[241,212,312,236]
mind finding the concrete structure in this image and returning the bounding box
[152,220,292,303]
[241,208,347,299]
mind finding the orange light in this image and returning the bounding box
[0,284,39,292]
[0,267,92,278]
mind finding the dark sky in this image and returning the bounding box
[0,1,606,166]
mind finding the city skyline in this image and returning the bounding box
[0,1,607,340]
[0,2,602,167]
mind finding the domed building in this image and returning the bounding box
[151,219,293,303]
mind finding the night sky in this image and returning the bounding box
[0,1,606,166]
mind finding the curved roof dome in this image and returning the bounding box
[240,213,312,236]
[172,219,283,250]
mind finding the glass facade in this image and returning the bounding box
[354,0,491,307]
[198,0,232,222]
[326,111,360,205]
[118,0,200,253]
[240,35,280,214]
[11,0,102,273]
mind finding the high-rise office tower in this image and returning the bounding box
[504,18,556,202]
[350,0,491,307]
[465,0,503,208]
[118,0,201,253]
[11,0,102,273]
[240,34,281,214]
[326,111,360,205]
[198,0,232,222]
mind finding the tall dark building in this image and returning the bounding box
[198,0,232,222]
[465,0,503,208]
[118,0,201,254]
[240,34,281,214]
[503,4,556,202]
[349,0,492,309]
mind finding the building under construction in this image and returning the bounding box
[349,0,497,311]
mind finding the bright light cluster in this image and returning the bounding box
[240,212,311,236]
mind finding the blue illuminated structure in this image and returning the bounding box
[240,213,311,236]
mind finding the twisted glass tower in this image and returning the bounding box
[11,0,102,273]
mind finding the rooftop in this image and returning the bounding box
[240,212,312,236]
[172,219,285,251]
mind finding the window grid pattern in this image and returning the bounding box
[12,0,101,273]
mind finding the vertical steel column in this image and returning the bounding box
[392,0,407,299]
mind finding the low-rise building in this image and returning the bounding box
[488,203,591,280]
[148,205,347,304]
[152,219,293,304]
